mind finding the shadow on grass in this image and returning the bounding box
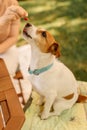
[19,0,87,81]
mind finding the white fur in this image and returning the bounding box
[23,23,79,119]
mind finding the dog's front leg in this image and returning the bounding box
[37,95,44,106]
[41,95,56,120]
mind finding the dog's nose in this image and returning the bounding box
[25,23,32,27]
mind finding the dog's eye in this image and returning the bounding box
[42,31,46,38]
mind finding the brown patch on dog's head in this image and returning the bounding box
[23,23,60,57]
[35,29,60,57]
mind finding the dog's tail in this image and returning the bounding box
[76,94,87,103]
[77,81,87,103]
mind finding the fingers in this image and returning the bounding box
[16,6,28,18]
[9,5,28,18]
[4,5,28,21]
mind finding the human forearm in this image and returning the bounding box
[0,36,18,53]
[0,5,28,53]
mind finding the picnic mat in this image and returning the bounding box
[22,81,87,130]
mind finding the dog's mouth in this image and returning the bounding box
[23,29,32,39]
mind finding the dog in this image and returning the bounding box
[23,23,79,120]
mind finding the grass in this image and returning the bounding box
[18,0,87,81]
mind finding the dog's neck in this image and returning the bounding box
[30,42,55,70]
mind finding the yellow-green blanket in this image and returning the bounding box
[22,81,87,130]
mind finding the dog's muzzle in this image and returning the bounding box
[23,29,32,39]
[23,23,32,39]
[25,23,32,28]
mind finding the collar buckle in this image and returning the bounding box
[33,69,40,75]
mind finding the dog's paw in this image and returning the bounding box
[41,112,48,120]
[36,99,44,106]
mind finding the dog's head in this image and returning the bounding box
[23,23,60,57]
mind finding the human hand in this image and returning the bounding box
[3,5,28,22]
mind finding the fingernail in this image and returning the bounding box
[25,13,28,17]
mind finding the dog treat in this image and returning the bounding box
[24,17,28,21]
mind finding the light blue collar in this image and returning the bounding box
[28,63,53,75]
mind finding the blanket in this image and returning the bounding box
[22,81,87,130]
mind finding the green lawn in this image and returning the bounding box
[18,0,87,81]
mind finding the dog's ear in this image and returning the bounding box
[48,43,60,57]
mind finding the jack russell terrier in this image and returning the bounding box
[23,23,82,119]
